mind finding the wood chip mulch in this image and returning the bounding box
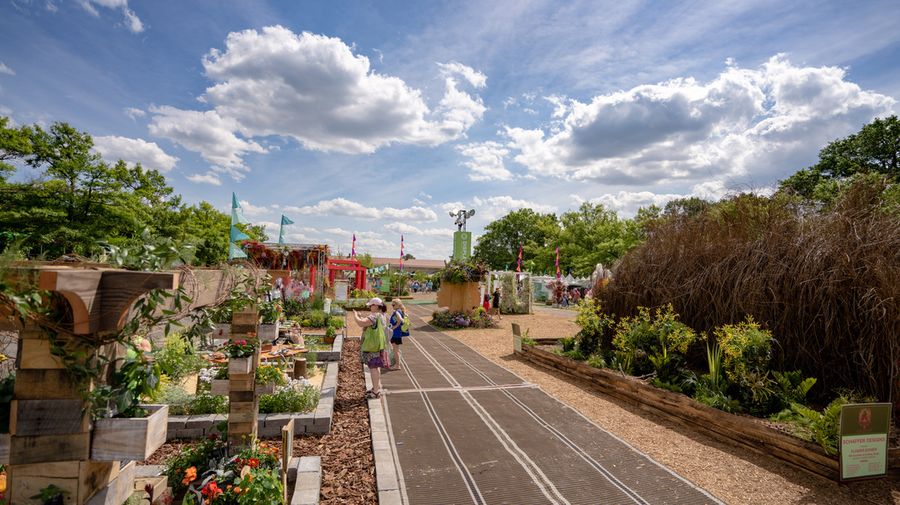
[293,337,377,504]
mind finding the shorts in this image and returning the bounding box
[361,351,384,369]
[390,337,403,345]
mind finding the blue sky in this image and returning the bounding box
[2,0,899,258]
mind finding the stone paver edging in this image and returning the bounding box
[365,366,404,505]
[312,334,343,362]
[166,362,339,440]
[291,456,322,505]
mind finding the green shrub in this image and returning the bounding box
[328,317,344,329]
[574,299,614,357]
[164,435,227,495]
[771,396,848,454]
[772,370,817,409]
[559,336,576,353]
[613,304,697,377]
[153,333,206,380]
[715,316,773,384]
[430,309,497,329]
[304,310,330,328]
[187,393,228,415]
[586,354,606,369]
[259,385,319,414]
[256,365,287,386]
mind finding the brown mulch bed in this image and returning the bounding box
[293,337,376,504]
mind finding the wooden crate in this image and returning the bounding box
[91,405,168,461]
[210,379,230,396]
[229,357,254,374]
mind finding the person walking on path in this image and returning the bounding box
[353,297,388,399]
[388,298,409,370]
[492,287,502,321]
[482,294,491,314]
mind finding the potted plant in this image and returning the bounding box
[257,299,283,341]
[90,342,169,461]
[255,365,287,395]
[225,338,258,374]
[209,367,230,395]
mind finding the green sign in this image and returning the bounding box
[453,231,472,260]
[839,402,891,481]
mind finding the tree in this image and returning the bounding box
[402,253,416,260]
[556,203,639,277]
[0,117,264,264]
[473,208,560,271]
[780,115,900,199]
[356,252,374,268]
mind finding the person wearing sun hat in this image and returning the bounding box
[353,297,388,398]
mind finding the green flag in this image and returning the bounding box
[281,215,294,225]
[229,243,247,259]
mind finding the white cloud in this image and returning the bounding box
[78,0,143,33]
[504,55,895,186]
[456,141,513,181]
[92,135,178,172]
[448,195,557,221]
[438,61,487,88]
[148,106,266,180]
[186,172,222,186]
[575,191,685,217]
[123,107,145,120]
[238,200,271,217]
[0,63,14,76]
[284,198,438,222]
[151,26,485,167]
[384,222,453,237]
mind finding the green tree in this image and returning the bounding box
[473,208,560,271]
[780,115,900,199]
[556,203,640,277]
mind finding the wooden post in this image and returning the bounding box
[228,306,260,448]
[293,358,307,379]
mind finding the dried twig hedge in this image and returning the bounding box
[598,181,899,404]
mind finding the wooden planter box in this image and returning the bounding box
[210,379,230,396]
[256,383,276,395]
[91,404,168,461]
[517,345,844,479]
[229,356,254,375]
[258,322,280,341]
[0,433,8,464]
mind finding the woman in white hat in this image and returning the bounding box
[353,297,388,398]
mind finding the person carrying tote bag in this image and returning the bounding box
[353,298,387,399]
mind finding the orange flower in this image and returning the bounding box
[182,466,197,486]
[234,487,242,494]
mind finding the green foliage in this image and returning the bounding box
[772,396,849,454]
[153,333,206,381]
[556,203,645,277]
[187,393,229,415]
[439,260,488,284]
[779,115,899,200]
[356,252,374,268]
[224,339,257,358]
[772,370,817,409]
[714,316,773,385]
[573,298,613,357]
[612,305,697,378]
[98,228,192,270]
[474,208,560,271]
[259,385,319,414]
[0,117,265,263]
[350,288,377,299]
[164,435,227,495]
[258,298,283,324]
[89,343,161,419]
[559,336,576,353]
[298,309,330,328]
[430,308,497,329]
[586,354,607,369]
[31,484,69,504]
[233,467,284,504]
[255,365,287,386]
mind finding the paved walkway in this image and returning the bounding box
[376,306,723,505]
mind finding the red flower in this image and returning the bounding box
[248,458,260,468]
[202,481,223,500]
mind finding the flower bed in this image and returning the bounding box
[430,308,497,329]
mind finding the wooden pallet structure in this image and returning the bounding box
[3,267,178,504]
[228,306,260,448]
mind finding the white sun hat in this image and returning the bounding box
[365,297,384,307]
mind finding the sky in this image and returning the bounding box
[1,0,899,259]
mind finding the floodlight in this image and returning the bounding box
[467,209,475,218]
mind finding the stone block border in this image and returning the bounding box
[165,362,339,440]
[290,456,322,505]
[365,367,404,505]
[516,343,900,480]
[311,334,343,362]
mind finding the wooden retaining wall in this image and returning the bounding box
[516,344,899,480]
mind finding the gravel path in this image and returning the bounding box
[429,310,899,505]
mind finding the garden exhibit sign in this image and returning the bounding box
[839,402,891,481]
[453,231,472,260]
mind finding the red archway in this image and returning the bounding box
[327,258,367,291]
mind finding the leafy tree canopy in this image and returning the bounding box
[473,208,559,271]
[0,117,265,263]
[780,115,900,200]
